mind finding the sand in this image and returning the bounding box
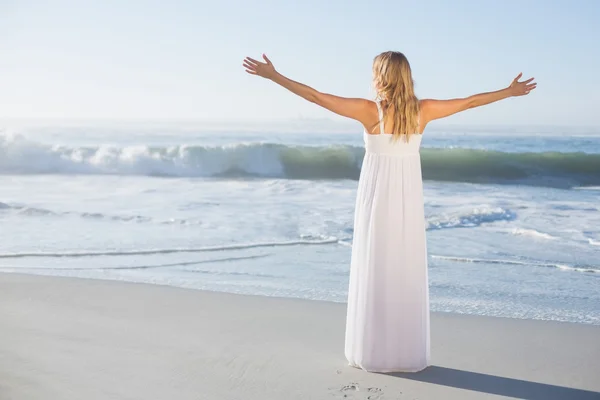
[0,273,598,400]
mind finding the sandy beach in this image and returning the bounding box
[0,273,598,400]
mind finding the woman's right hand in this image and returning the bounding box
[243,54,278,80]
[508,73,537,97]
[419,73,538,129]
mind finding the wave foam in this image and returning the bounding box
[2,200,517,233]
[0,254,271,271]
[432,255,598,273]
[0,202,183,224]
[588,238,600,246]
[0,238,338,259]
[511,228,557,240]
[427,207,515,230]
[2,135,599,187]
[573,186,600,191]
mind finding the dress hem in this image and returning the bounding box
[347,361,430,374]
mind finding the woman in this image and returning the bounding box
[242,51,536,373]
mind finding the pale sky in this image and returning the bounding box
[1,0,599,127]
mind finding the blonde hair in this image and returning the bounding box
[372,51,420,140]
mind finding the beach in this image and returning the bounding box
[1,128,599,399]
[2,1,599,398]
[1,272,598,400]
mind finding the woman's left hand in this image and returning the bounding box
[507,73,537,97]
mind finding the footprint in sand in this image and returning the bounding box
[329,383,389,399]
[327,382,359,398]
[366,387,384,399]
[341,383,360,392]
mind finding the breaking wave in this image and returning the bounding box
[1,135,599,187]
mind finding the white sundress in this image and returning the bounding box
[344,101,430,373]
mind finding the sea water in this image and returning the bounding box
[1,125,598,324]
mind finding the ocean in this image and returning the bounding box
[1,125,598,325]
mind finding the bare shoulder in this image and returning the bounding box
[357,98,377,115]
[361,99,381,134]
[418,99,434,134]
[418,99,437,118]
[313,93,373,126]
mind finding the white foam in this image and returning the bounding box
[588,238,600,246]
[426,207,515,230]
[511,228,557,240]
[0,134,360,179]
[2,133,600,187]
[431,255,598,273]
[0,238,339,259]
[573,186,600,191]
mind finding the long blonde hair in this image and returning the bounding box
[372,51,420,140]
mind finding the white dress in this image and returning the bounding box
[345,101,430,373]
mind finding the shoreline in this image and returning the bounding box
[1,269,596,327]
[1,272,599,399]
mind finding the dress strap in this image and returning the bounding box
[375,101,385,134]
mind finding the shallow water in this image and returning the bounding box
[1,127,599,324]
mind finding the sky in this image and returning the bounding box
[0,0,599,127]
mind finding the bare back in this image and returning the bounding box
[362,100,427,135]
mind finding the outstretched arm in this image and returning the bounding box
[243,54,371,124]
[420,73,537,128]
